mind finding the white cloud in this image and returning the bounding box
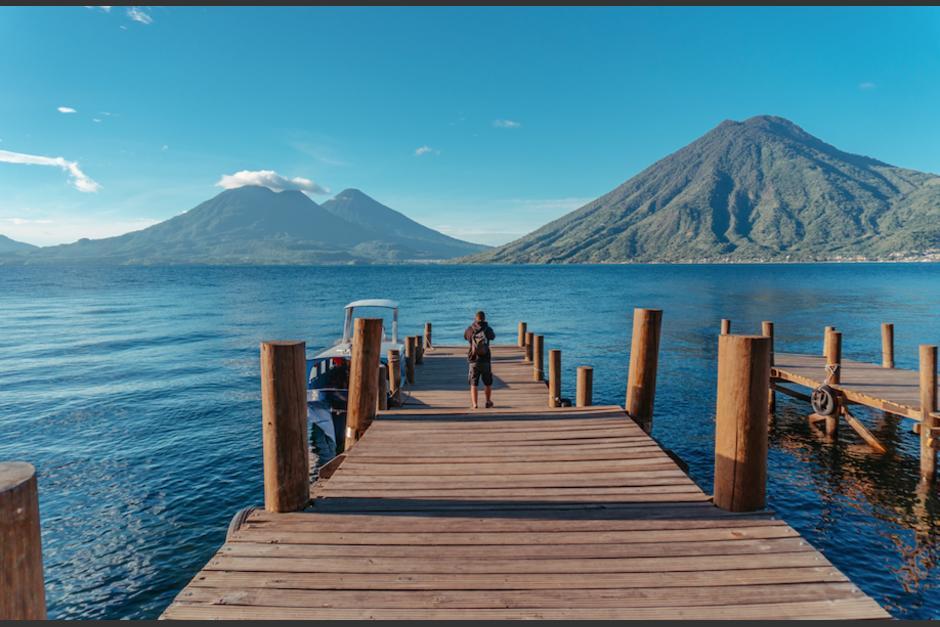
[84,5,112,12]
[859,82,877,90]
[414,145,440,156]
[93,118,102,123]
[57,106,77,114]
[0,149,101,193]
[127,7,153,24]
[215,169,329,195]
[493,119,521,128]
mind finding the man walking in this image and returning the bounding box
[464,310,496,409]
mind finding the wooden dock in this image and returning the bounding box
[774,351,936,421]
[161,340,889,620]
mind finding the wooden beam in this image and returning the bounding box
[0,462,46,619]
[346,319,384,450]
[920,345,938,482]
[626,308,662,434]
[713,335,771,512]
[881,323,894,369]
[576,366,593,408]
[841,406,887,454]
[260,340,309,513]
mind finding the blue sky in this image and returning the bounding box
[1,6,939,246]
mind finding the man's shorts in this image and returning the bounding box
[468,360,493,387]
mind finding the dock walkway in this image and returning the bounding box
[162,345,888,620]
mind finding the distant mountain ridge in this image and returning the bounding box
[466,115,940,263]
[3,186,487,265]
[0,234,37,253]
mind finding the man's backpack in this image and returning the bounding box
[469,327,491,361]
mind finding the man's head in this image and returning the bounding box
[475,310,486,322]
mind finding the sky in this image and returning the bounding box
[1,6,939,247]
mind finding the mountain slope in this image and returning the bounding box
[23,186,486,264]
[468,115,940,263]
[0,235,37,254]
[321,189,487,259]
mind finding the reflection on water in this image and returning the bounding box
[0,263,938,619]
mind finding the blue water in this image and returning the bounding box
[1,264,939,619]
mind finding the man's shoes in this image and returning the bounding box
[485,400,494,408]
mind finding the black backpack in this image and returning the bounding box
[469,327,491,360]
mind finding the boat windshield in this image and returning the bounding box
[342,306,398,344]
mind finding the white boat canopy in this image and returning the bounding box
[344,299,399,310]
[342,299,399,344]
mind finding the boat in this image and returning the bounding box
[306,299,404,459]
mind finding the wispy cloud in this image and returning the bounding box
[859,82,877,90]
[493,119,521,129]
[57,106,77,114]
[0,149,101,193]
[415,145,440,157]
[84,5,112,12]
[127,7,153,24]
[215,169,329,195]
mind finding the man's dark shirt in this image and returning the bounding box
[464,320,496,363]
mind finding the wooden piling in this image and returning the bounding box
[626,308,663,434]
[824,330,842,438]
[548,349,561,408]
[377,364,388,411]
[713,335,771,512]
[346,319,384,450]
[260,340,309,513]
[576,366,593,407]
[823,326,836,358]
[762,321,775,416]
[415,336,424,365]
[920,345,938,482]
[720,319,731,335]
[882,323,894,369]
[525,331,534,363]
[533,334,544,381]
[0,462,46,620]
[518,322,527,347]
[424,322,432,349]
[404,336,416,385]
[387,349,401,406]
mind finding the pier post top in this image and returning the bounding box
[0,461,35,493]
[260,340,305,347]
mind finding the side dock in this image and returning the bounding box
[160,314,890,620]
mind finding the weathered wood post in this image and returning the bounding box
[415,336,424,365]
[882,323,894,369]
[920,345,938,482]
[762,321,775,416]
[424,322,432,350]
[824,330,842,438]
[387,349,402,406]
[548,349,562,408]
[577,366,593,407]
[404,336,416,385]
[713,335,771,512]
[720,319,731,336]
[525,331,534,363]
[626,308,663,434]
[533,335,544,381]
[0,462,46,619]
[260,340,309,513]
[377,364,388,411]
[823,326,836,358]
[518,322,527,347]
[346,318,383,450]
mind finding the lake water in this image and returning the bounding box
[1,263,939,619]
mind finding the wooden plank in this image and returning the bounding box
[188,566,850,591]
[230,525,799,546]
[163,598,888,620]
[219,537,811,559]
